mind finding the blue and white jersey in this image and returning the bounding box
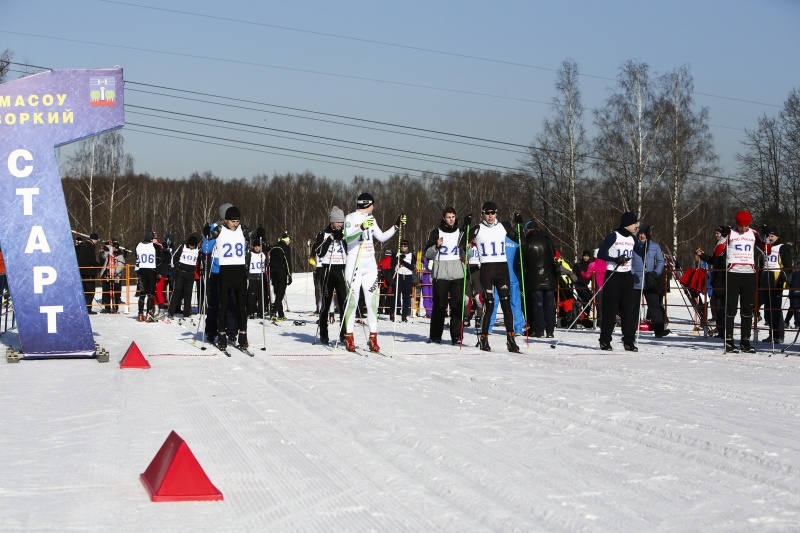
[136,242,156,270]
[320,232,347,265]
[765,243,783,271]
[603,231,635,272]
[215,225,247,266]
[435,229,462,263]
[727,228,756,273]
[249,251,266,275]
[473,222,508,264]
[178,246,199,268]
[468,245,481,266]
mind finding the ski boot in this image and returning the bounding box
[145,311,156,323]
[599,341,612,351]
[507,332,520,353]
[478,334,491,352]
[475,316,482,330]
[217,333,228,350]
[623,343,638,352]
[344,333,357,353]
[740,339,756,353]
[237,330,248,349]
[725,339,739,353]
[368,333,380,353]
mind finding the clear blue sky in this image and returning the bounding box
[2,0,798,183]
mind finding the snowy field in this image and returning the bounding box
[2,274,800,532]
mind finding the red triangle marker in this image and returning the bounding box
[120,341,150,369]
[140,430,223,502]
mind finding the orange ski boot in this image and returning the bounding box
[368,332,380,353]
[344,333,357,352]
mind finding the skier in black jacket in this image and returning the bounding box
[269,232,293,320]
[521,220,558,338]
[76,232,101,313]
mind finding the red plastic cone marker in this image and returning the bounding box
[120,341,150,369]
[140,430,223,502]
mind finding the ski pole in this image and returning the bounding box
[516,219,529,351]
[313,260,334,345]
[459,223,471,349]
[259,238,268,351]
[635,238,649,347]
[392,224,403,354]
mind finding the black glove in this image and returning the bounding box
[762,224,769,235]
[514,212,524,225]
[614,256,629,265]
[202,223,210,237]
[463,214,472,227]
[287,274,293,286]
[332,228,344,240]
[256,226,266,240]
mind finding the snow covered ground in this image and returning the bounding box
[2,274,800,532]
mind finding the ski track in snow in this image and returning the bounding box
[2,277,800,532]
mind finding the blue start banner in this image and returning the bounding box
[0,69,125,358]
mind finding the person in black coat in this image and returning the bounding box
[521,220,558,338]
[76,232,101,313]
[269,231,293,319]
[697,225,729,338]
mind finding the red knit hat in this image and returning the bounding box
[735,210,752,227]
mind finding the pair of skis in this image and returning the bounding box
[214,339,255,358]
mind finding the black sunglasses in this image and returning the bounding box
[483,210,497,215]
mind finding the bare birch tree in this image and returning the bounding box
[737,115,786,222]
[656,65,718,255]
[520,59,588,260]
[593,60,666,218]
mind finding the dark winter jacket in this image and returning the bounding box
[699,236,727,288]
[522,229,557,291]
[269,241,292,275]
[76,240,100,277]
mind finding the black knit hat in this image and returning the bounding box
[481,201,498,213]
[187,235,199,247]
[225,206,241,220]
[768,226,780,237]
[357,192,374,208]
[620,212,638,227]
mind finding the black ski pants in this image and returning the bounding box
[528,289,556,336]
[599,270,636,345]
[429,277,464,342]
[218,265,248,333]
[271,270,288,318]
[319,265,347,342]
[726,271,756,341]
[168,268,195,317]
[246,275,265,318]
[137,268,156,315]
[480,262,513,335]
